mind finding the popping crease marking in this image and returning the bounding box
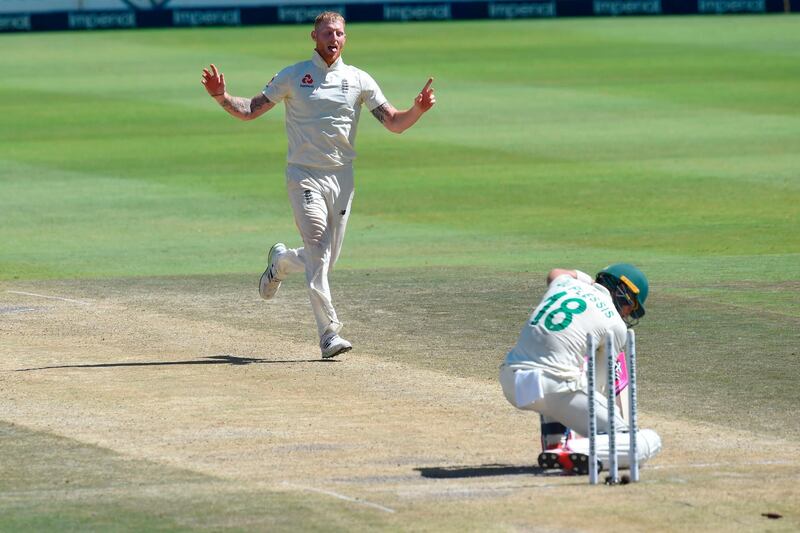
[282,482,396,513]
[0,306,37,314]
[7,290,91,305]
[649,459,794,470]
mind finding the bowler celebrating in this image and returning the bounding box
[202,12,435,358]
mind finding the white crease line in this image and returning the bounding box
[283,482,396,514]
[0,307,37,314]
[650,460,795,470]
[7,291,91,306]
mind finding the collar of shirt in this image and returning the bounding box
[311,50,344,71]
[592,283,612,298]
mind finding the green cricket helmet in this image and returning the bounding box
[595,263,649,324]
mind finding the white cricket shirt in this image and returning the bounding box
[504,274,628,384]
[263,51,387,168]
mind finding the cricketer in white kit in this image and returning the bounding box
[202,12,435,358]
[499,263,662,474]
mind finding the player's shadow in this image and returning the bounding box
[15,354,335,372]
[416,464,559,479]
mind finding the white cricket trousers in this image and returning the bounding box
[276,163,354,339]
[499,365,662,470]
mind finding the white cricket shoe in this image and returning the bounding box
[259,243,286,300]
[320,333,352,359]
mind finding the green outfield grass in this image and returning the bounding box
[2,15,799,531]
[2,17,798,286]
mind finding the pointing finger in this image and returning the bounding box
[422,77,434,92]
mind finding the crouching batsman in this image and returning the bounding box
[499,264,662,475]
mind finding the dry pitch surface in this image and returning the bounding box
[1,276,797,531]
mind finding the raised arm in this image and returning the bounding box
[201,64,275,121]
[371,78,436,134]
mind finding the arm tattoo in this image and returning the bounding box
[371,103,390,124]
[250,94,271,114]
[220,94,272,118]
[221,96,252,115]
